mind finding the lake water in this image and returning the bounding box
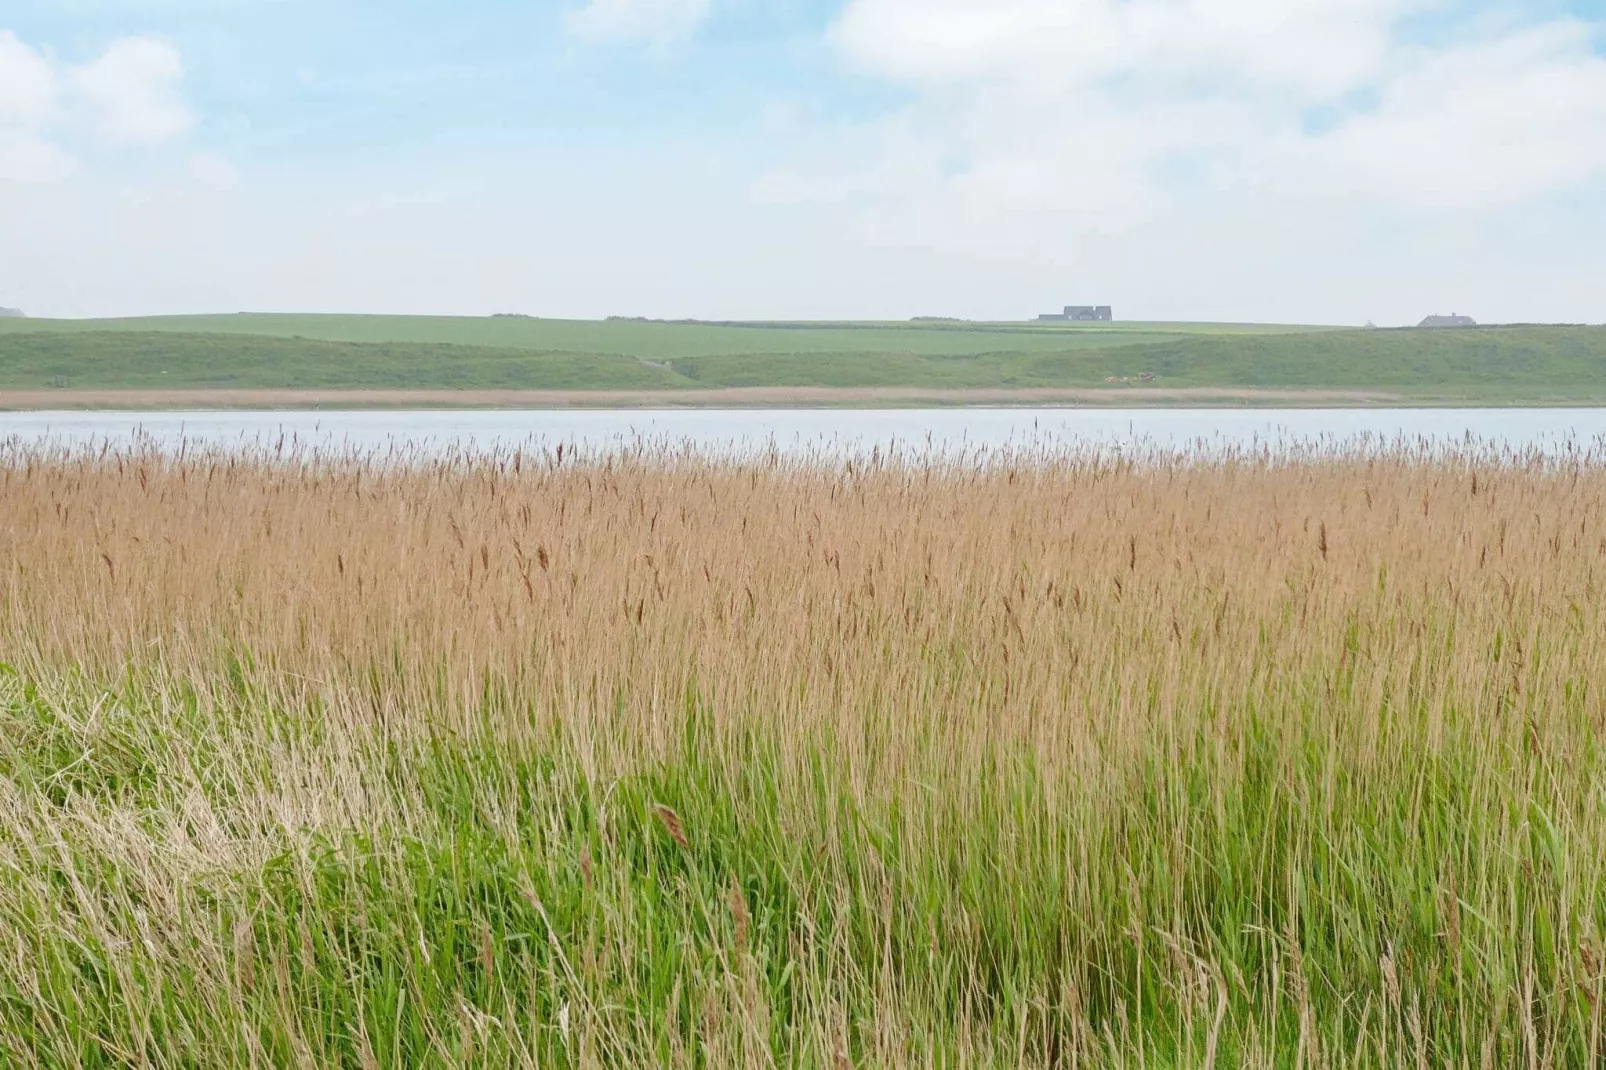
[1,408,1602,459]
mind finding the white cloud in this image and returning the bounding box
[0,30,57,125]
[0,130,72,184]
[833,0,1410,101]
[189,150,241,191]
[0,30,196,184]
[72,35,193,145]
[565,0,711,43]
[1308,21,1606,207]
[795,0,1606,237]
[0,30,68,183]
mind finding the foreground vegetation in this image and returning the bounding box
[3,441,1606,1065]
[1,315,1604,401]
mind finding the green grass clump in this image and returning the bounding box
[1,665,1603,1067]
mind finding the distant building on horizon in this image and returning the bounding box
[1419,313,1476,328]
[0,307,24,319]
[1039,305,1113,322]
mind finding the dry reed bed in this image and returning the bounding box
[5,443,1602,768]
[2,441,1606,1066]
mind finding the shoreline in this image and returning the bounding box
[0,386,1424,410]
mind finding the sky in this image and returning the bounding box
[2,0,1605,325]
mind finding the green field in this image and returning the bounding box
[1,314,1604,402]
[0,313,1324,354]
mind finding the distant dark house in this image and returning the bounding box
[1039,305,1113,322]
[0,307,24,319]
[1068,306,1113,321]
[1419,313,1476,328]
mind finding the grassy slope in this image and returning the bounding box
[0,333,691,391]
[1054,325,1606,404]
[1,316,1604,400]
[0,315,1204,358]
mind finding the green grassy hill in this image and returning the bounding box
[1,315,1603,402]
[0,313,1324,354]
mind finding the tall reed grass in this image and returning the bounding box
[2,439,1604,1067]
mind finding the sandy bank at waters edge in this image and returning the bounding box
[0,387,1409,410]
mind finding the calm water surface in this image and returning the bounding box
[1,408,1602,457]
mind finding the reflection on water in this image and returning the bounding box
[0,408,1598,459]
